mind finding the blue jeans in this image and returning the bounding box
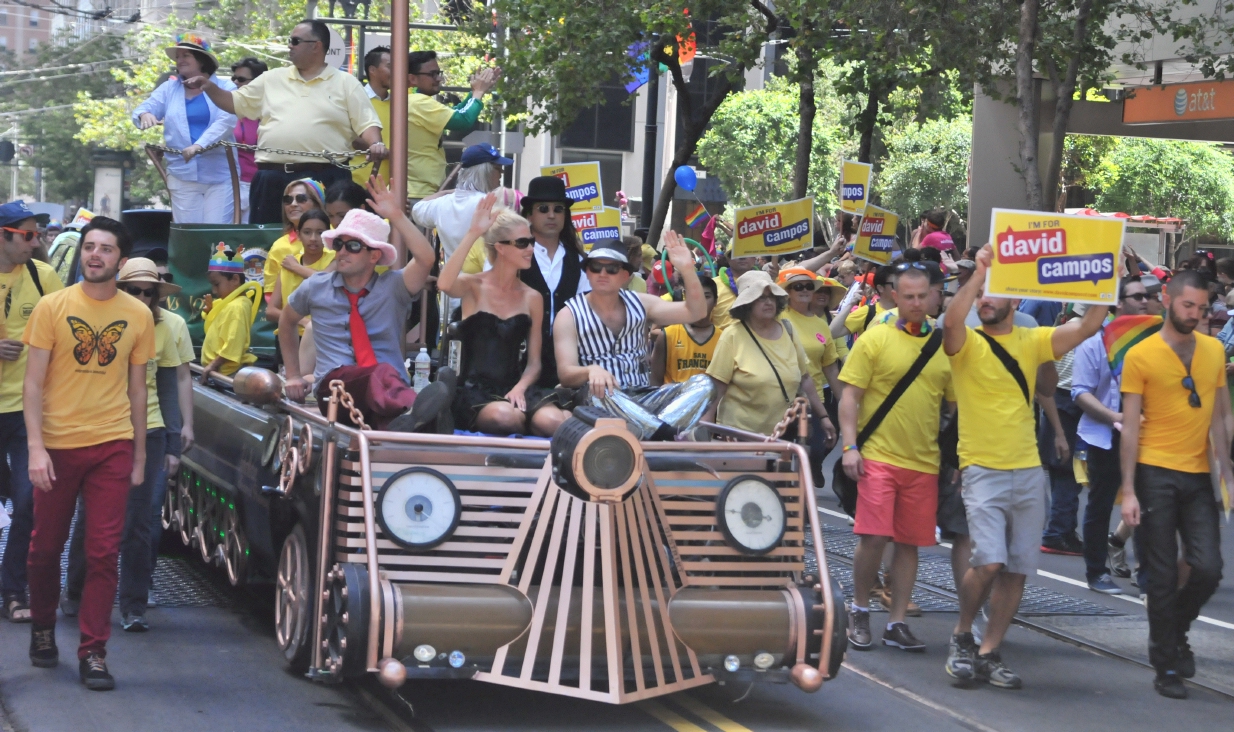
[0,411,32,597]
[1040,393,1082,542]
[66,428,166,615]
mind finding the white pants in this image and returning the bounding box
[167,174,235,225]
[239,181,251,224]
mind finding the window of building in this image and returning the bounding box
[560,150,623,210]
[559,79,635,152]
[28,8,37,25]
[0,36,8,48]
[0,11,9,25]
[27,37,36,52]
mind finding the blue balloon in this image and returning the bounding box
[674,165,697,192]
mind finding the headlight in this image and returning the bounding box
[376,467,460,550]
[550,406,643,503]
[716,475,786,555]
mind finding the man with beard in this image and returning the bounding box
[21,217,155,690]
[1070,277,1150,595]
[1119,269,1232,699]
[941,244,1107,690]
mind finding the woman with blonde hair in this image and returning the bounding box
[437,194,570,436]
[261,178,325,299]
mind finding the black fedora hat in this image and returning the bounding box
[522,176,572,208]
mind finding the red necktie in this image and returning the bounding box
[345,288,377,368]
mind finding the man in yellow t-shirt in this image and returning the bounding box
[1118,269,1232,698]
[352,46,393,184]
[0,201,63,623]
[939,243,1107,690]
[651,276,718,385]
[838,265,954,653]
[406,51,500,201]
[21,217,155,686]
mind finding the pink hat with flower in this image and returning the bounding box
[321,209,397,266]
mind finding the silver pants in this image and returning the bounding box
[591,374,715,440]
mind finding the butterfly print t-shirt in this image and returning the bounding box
[23,284,155,450]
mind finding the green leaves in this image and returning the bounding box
[875,116,972,223]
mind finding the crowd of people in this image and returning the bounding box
[0,20,1225,704]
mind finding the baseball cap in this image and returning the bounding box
[586,239,629,264]
[0,200,49,228]
[460,143,513,169]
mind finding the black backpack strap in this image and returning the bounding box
[855,329,943,448]
[863,303,877,332]
[741,320,791,404]
[975,329,1031,405]
[25,259,43,297]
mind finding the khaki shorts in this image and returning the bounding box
[961,465,1048,576]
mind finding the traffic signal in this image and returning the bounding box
[0,141,13,163]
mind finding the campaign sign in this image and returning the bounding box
[731,197,815,258]
[986,208,1124,305]
[852,204,899,264]
[541,162,604,213]
[571,207,623,251]
[840,161,873,214]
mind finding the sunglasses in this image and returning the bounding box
[331,237,372,254]
[159,272,175,284]
[288,36,319,46]
[535,204,566,215]
[894,261,929,272]
[586,261,624,275]
[788,282,815,292]
[415,69,444,79]
[283,194,310,205]
[1182,374,1201,408]
[498,237,535,249]
[122,285,157,298]
[2,227,35,242]
[1122,292,1148,302]
[231,75,252,85]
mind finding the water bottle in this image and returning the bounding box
[413,348,431,391]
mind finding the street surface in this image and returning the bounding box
[0,482,1230,732]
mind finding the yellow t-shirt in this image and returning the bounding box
[462,238,488,275]
[949,326,1056,470]
[201,283,261,376]
[352,94,391,184]
[277,249,335,307]
[231,65,381,165]
[662,323,719,384]
[844,301,891,338]
[0,260,63,413]
[22,285,155,450]
[164,309,195,364]
[144,315,187,430]
[406,91,457,199]
[711,271,738,331]
[782,308,839,400]
[263,233,300,295]
[840,326,955,473]
[707,322,810,436]
[1122,333,1227,474]
[626,273,648,293]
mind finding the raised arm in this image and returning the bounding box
[437,193,497,298]
[1051,303,1110,358]
[183,76,235,115]
[945,243,990,356]
[366,176,436,294]
[641,232,705,326]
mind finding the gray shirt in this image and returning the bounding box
[288,269,415,383]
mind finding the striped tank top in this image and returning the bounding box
[565,290,650,390]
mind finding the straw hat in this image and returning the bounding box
[164,33,218,68]
[118,257,180,297]
[814,276,848,302]
[731,270,787,308]
[321,209,397,266]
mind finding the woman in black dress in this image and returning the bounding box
[437,194,571,436]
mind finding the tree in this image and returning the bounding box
[875,115,972,224]
[1093,138,1234,241]
[696,75,848,209]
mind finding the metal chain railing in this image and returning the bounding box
[145,140,375,170]
[330,379,370,430]
[768,397,810,442]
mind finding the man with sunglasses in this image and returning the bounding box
[184,19,386,225]
[0,202,63,625]
[1070,277,1150,596]
[1119,269,1232,699]
[407,50,500,203]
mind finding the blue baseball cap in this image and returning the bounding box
[0,200,48,228]
[460,143,513,169]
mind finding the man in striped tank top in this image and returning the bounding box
[554,234,715,437]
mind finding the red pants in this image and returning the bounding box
[316,363,416,429]
[28,440,133,659]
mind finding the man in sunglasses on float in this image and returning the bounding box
[1118,268,1232,700]
[0,201,63,625]
[278,180,454,432]
[553,234,716,439]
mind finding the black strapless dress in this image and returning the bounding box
[452,311,556,430]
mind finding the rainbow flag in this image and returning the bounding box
[1102,314,1163,378]
[685,203,709,228]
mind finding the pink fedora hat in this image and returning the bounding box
[321,209,397,266]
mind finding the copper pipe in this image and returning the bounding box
[310,387,341,673]
[224,147,242,224]
[388,0,409,218]
[358,433,383,671]
[143,145,170,195]
[788,442,834,681]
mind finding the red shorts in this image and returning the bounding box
[853,459,938,547]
